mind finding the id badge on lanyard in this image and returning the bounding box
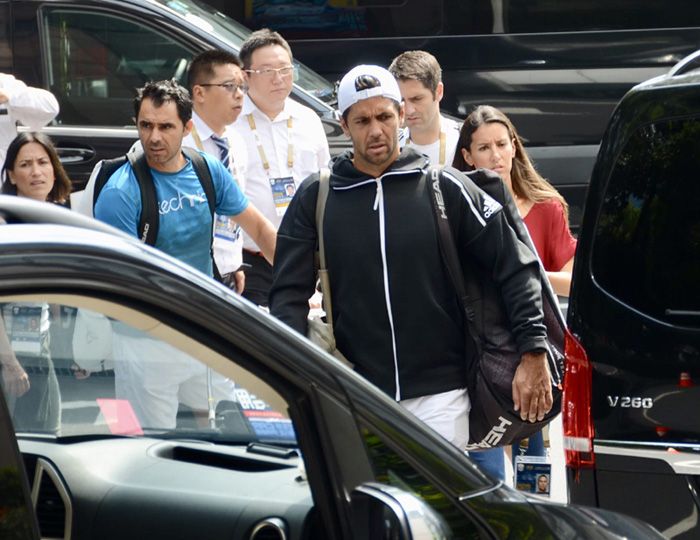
[6,305,44,356]
[269,177,296,216]
[214,214,241,243]
[247,114,296,216]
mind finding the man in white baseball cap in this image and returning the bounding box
[270,65,553,450]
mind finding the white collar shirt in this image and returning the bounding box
[183,111,249,274]
[233,95,330,250]
[402,114,461,167]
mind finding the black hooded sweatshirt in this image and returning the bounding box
[269,148,547,401]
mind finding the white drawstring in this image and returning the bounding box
[373,179,383,211]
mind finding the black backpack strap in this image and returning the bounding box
[182,146,223,281]
[127,150,159,246]
[92,155,129,209]
[182,147,216,216]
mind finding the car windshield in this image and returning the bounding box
[0,299,296,447]
[151,0,336,104]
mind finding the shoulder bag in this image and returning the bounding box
[428,166,565,449]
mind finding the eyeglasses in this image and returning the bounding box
[245,66,296,79]
[198,82,249,94]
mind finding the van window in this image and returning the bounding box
[591,117,700,327]
[243,0,699,37]
[42,9,194,127]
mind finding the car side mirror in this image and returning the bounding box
[350,482,451,540]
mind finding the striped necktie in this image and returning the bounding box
[211,134,231,170]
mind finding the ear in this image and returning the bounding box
[7,171,16,185]
[398,102,405,126]
[191,84,205,103]
[461,147,474,167]
[339,116,351,138]
[183,119,194,137]
[435,81,444,103]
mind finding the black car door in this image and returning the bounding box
[0,373,40,540]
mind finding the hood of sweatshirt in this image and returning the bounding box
[329,147,430,188]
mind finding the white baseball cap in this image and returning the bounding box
[337,64,402,116]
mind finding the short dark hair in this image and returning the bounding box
[388,50,442,96]
[133,79,192,125]
[239,28,293,69]
[1,132,72,203]
[188,49,242,91]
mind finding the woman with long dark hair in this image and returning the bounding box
[453,105,576,296]
[0,132,71,433]
[1,131,71,203]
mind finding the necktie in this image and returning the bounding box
[211,134,231,170]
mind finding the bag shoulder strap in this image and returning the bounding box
[92,155,129,209]
[315,168,334,327]
[182,146,216,218]
[182,146,224,281]
[127,150,159,246]
[316,168,331,271]
[428,166,473,318]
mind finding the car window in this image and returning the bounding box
[0,298,295,444]
[591,116,700,327]
[42,9,195,127]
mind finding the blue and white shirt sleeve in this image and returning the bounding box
[204,153,249,217]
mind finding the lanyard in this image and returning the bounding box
[408,130,447,166]
[247,113,294,175]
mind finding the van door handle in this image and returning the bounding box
[56,146,96,164]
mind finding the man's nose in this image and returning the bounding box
[368,119,383,136]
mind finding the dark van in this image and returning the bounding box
[1,0,346,190]
[563,50,700,539]
[233,0,700,232]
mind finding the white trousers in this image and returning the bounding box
[113,333,236,430]
[400,388,470,449]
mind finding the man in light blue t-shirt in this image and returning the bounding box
[95,79,275,275]
[93,80,276,430]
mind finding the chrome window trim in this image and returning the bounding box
[33,126,138,139]
[595,441,700,474]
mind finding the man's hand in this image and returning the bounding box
[512,351,553,422]
[221,270,245,294]
[233,270,245,295]
[0,88,8,104]
[2,361,30,397]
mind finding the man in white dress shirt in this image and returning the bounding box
[185,50,250,293]
[0,73,59,171]
[388,51,460,167]
[234,29,330,306]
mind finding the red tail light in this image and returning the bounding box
[562,330,595,469]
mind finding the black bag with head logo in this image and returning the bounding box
[428,166,565,449]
